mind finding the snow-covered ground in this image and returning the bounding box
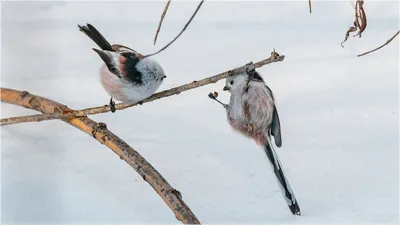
[1,1,399,224]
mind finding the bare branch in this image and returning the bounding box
[1,113,67,126]
[357,30,400,57]
[154,0,172,45]
[144,0,205,58]
[308,0,312,14]
[1,50,285,126]
[0,87,201,224]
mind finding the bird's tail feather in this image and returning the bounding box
[78,23,113,51]
[264,137,301,216]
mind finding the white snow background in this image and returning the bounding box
[1,0,399,224]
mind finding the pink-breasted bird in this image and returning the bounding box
[78,23,167,112]
[209,70,301,216]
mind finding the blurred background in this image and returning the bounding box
[1,1,399,224]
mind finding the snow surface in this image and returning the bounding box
[1,1,399,224]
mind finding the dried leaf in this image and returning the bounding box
[354,0,367,37]
[341,26,358,47]
[213,91,219,98]
[341,0,367,47]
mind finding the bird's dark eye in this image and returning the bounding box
[230,81,234,85]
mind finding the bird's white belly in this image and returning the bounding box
[228,94,244,121]
[121,80,162,104]
[99,65,162,103]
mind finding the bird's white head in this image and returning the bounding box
[223,73,249,92]
[223,71,265,92]
[136,57,167,81]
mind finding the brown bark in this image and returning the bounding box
[1,50,284,126]
[1,87,200,224]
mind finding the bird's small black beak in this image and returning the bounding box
[223,86,230,91]
[163,75,167,79]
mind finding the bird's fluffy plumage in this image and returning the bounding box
[223,71,300,215]
[99,62,164,104]
[224,72,281,146]
[78,23,166,104]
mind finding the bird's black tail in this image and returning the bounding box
[78,23,113,51]
[264,138,301,216]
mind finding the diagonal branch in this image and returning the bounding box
[1,87,201,224]
[308,0,312,14]
[357,30,400,57]
[154,0,172,45]
[1,50,285,126]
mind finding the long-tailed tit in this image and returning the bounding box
[78,23,167,112]
[209,71,301,216]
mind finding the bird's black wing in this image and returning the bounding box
[118,52,143,85]
[92,49,121,78]
[265,84,282,147]
[271,105,282,147]
[91,49,142,85]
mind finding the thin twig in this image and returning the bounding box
[154,0,171,45]
[1,113,66,126]
[357,30,400,57]
[1,50,285,126]
[144,0,205,58]
[308,0,312,14]
[0,87,201,224]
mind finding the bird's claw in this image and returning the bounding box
[245,65,255,75]
[109,98,116,113]
[208,92,216,99]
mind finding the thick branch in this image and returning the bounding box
[357,30,400,57]
[154,0,171,45]
[1,50,285,126]
[1,87,200,224]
